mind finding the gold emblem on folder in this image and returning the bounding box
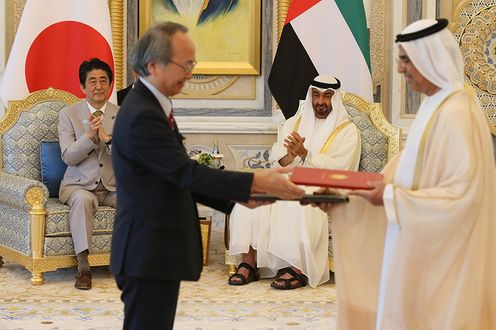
[329,174,348,180]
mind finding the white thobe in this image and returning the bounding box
[331,87,496,329]
[230,113,361,287]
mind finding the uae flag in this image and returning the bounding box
[268,0,373,118]
[0,0,115,108]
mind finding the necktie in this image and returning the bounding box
[168,111,175,130]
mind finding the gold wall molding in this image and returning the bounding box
[370,0,386,86]
[12,0,125,90]
[276,0,291,43]
[109,0,125,90]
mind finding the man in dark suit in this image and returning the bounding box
[116,83,132,105]
[117,71,137,105]
[110,22,304,329]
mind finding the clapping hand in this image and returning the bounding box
[87,114,103,141]
[283,132,307,159]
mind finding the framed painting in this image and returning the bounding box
[139,0,261,75]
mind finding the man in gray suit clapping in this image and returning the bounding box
[58,58,118,290]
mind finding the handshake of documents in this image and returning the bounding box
[250,168,383,204]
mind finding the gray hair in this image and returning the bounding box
[129,22,188,77]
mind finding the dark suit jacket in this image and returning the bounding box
[117,84,133,105]
[110,80,253,281]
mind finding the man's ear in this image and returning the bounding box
[147,61,158,75]
[80,84,87,95]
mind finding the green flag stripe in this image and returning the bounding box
[335,0,371,70]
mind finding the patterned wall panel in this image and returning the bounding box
[453,1,496,135]
[227,145,274,170]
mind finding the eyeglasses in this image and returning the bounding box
[168,60,197,74]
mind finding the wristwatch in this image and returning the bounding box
[105,134,112,145]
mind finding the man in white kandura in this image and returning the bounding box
[228,75,361,289]
[315,19,496,329]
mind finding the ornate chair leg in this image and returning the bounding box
[224,214,237,274]
[31,271,44,285]
[228,264,237,276]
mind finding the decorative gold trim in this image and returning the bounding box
[109,0,125,90]
[0,87,80,134]
[200,218,212,265]
[370,0,385,86]
[276,0,291,43]
[293,114,302,131]
[25,187,45,208]
[26,187,47,270]
[343,92,402,161]
[224,250,237,276]
[0,244,111,285]
[328,257,335,273]
[452,0,475,31]
[320,121,351,153]
[451,1,496,136]
[139,0,261,75]
[412,88,464,190]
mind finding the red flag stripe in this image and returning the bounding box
[284,0,321,24]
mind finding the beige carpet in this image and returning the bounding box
[0,213,337,329]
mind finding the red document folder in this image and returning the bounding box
[290,168,384,190]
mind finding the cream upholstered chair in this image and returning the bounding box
[0,88,116,284]
[225,92,401,274]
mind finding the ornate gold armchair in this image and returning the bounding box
[225,92,401,273]
[0,88,115,284]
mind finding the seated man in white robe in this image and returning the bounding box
[228,75,361,289]
[315,19,496,329]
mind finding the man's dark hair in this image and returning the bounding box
[130,22,188,77]
[79,58,113,87]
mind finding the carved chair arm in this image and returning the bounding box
[0,172,49,210]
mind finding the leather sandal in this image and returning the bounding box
[228,262,259,286]
[270,267,307,290]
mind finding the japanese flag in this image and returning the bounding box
[0,0,116,108]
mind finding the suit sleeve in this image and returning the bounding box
[58,107,99,166]
[194,193,235,214]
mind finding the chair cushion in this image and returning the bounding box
[40,141,67,198]
[45,198,115,236]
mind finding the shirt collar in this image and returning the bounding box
[139,77,172,117]
[86,101,107,114]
